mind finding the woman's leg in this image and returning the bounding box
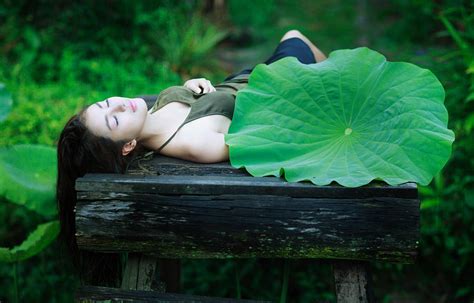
[279,30,327,62]
[262,29,326,66]
[224,29,327,81]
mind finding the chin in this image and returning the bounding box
[135,98,147,112]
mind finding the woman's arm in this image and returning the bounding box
[184,132,229,163]
[158,131,229,163]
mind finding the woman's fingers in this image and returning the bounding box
[207,80,216,92]
[198,79,209,93]
[198,79,215,93]
[188,83,202,93]
[184,78,216,94]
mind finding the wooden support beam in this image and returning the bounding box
[333,260,374,303]
[121,253,161,291]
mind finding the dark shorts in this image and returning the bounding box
[224,37,316,81]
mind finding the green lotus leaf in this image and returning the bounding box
[0,83,13,122]
[226,47,455,187]
[0,220,59,263]
[0,145,57,217]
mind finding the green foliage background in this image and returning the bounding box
[0,0,473,302]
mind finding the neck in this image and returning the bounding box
[136,102,191,151]
[136,110,168,149]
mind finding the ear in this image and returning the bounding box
[122,139,137,156]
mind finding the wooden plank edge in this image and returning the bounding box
[76,285,273,303]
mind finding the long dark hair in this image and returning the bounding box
[56,106,137,286]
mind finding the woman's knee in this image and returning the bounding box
[280,30,303,42]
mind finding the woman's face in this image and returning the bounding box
[84,97,148,142]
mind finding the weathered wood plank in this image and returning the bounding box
[128,155,250,177]
[75,156,420,300]
[121,253,139,289]
[76,285,273,302]
[333,261,374,303]
[121,253,159,291]
[137,255,158,291]
[76,192,419,262]
[76,174,418,199]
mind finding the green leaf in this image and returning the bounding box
[0,83,13,122]
[0,145,57,217]
[420,198,441,210]
[418,185,435,197]
[0,220,59,263]
[226,48,455,187]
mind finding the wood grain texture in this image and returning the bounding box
[333,261,374,303]
[75,158,419,302]
[76,176,419,262]
[127,155,250,177]
[76,285,273,302]
[76,174,418,199]
[121,254,158,291]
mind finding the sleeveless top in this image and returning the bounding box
[150,74,250,153]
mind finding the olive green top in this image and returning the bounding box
[150,74,250,152]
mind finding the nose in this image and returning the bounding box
[109,102,126,113]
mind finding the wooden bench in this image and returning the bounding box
[74,156,419,302]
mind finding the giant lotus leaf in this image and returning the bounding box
[225,47,455,187]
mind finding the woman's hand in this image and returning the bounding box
[184,78,216,94]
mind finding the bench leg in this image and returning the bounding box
[121,253,161,291]
[333,260,374,303]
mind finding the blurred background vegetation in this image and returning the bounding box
[0,0,473,302]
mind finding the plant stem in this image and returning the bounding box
[279,259,290,303]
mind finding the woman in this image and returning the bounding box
[56,30,326,279]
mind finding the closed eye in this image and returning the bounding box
[105,100,119,128]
